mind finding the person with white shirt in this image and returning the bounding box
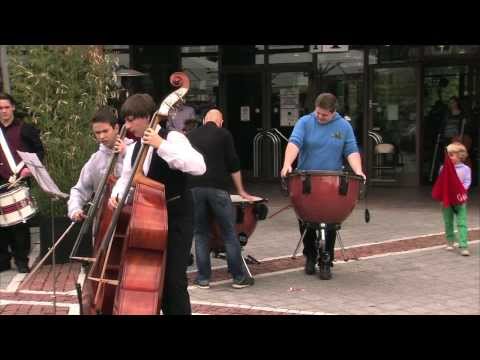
[109,94,205,315]
[68,107,130,223]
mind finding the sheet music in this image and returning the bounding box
[16,151,69,199]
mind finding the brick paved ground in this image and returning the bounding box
[189,242,480,315]
[0,186,478,315]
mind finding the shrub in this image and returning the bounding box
[8,45,119,216]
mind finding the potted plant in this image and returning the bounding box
[8,45,119,263]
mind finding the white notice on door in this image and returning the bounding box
[240,106,250,121]
[280,109,299,127]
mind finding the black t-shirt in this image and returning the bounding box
[187,122,240,191]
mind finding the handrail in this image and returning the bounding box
[253,128,286,178]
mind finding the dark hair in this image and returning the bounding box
[0,93,16,106]
[183,118,199,133]
[91,106,117,127]
[449,96,462,111]
[120,93,156,120]
[314,93,337,112]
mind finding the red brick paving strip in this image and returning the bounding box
[0,291,78,303]
[188,229,480,284]
[19,263,82,292]
[0,304,70,315]
[191,304,291,315]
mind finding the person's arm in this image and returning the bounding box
[344,122,366,180]
[281,118,305,177]
[68,158,95,221]
[231,171,256,201]
[461,165,472,190]
[281,142,300,178]
[109,143,134,208]
[143,129,206,175]
[346,152,366,180]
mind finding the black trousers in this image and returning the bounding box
[0,222,31,266]
[299,220,336,262]
[161,192,194,315]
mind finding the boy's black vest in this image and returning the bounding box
[131,128,187,203]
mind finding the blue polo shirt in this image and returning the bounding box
[289,112,359,171]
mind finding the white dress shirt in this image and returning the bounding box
[111,130,205,200]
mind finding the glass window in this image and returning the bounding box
[371,67,417,184]
[271,72,311,130]
[268,45,306,50]
[181,45,218,53]
[222,46,264,65]
[317,49,365,143]
[369,46,419,64]
[424,45,480,56]
[317,50,364,75]
[181,56,219,118]
[269,52,312,64]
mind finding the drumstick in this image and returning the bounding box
[7,176,26,190]
[268,204,292,219]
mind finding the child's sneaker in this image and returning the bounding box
[460,249,470,256]
[445,244,454,251]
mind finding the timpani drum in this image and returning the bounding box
[209,195,268,253]
[287,170,363,224]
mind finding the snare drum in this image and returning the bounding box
[0,185,38,227]
[209,195,268,252]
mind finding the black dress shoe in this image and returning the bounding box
[17,265,30,273]
[319,260,332,280]
[188,253,194,266]
[305,257,316,275]
[0,262,12,272]
[16,263,30,273]
[319,253,332,280]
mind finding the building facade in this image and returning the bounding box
[103,46,480,187]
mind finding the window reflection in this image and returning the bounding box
[181,56,219,118]
[269,52,312,64]
[181,45,218,53]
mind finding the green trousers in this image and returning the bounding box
[442,204,469,248]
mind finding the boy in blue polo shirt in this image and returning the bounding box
[281,93,365,280]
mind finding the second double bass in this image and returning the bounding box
[87,72,206,315]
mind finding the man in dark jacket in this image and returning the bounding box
[0,93,44,273]
[187,109,256,289]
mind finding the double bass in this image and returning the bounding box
[84,72,190,315]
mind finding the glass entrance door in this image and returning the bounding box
[422,64,479,186]
[224,72,264,171]
[368,66,418,186]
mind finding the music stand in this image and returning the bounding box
[17,151,69,315]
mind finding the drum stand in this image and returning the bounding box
[292,222,355,263]
[212,248,259,280]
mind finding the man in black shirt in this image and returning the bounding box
[188,109,255,289]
